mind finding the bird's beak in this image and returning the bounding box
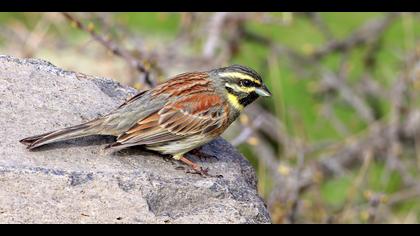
[255,85,272,97]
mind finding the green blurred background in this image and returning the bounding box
[1,12,419,223]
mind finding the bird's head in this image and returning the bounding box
[210,64,271,111]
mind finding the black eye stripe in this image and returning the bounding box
[240,79,259,87]
[225,86,241,96]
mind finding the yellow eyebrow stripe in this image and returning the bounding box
[219,72,261,85]
[237,86,256,93]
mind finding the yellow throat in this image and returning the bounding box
[227,93,244,111]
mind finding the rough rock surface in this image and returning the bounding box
[0,55,271,224]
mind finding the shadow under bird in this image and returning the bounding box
[20,65,271,176]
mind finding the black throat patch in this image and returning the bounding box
[239,92,259,106]
[226,86,259,107]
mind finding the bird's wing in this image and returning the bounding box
[114,92,228,146]
[117,90,148,109]
[103,72,212,135]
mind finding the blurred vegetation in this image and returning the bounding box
[1,12,420,224]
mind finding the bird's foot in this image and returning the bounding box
[179,156,222,178]
[186,166,210,176]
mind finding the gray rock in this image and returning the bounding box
[0,55,271,224]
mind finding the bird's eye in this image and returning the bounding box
[240,80,253,87]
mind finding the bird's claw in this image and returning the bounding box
[179,156,222,178]
[186,166,223,178]
[186,166,209,176]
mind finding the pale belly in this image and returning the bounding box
[145,134,214,156]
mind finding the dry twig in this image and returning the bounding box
[62,12,156,88]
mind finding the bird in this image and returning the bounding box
[20,64,272,176]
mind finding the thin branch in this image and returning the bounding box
[305,12,335,41]
[202,12,230,58]
[61,12,156,88]
[388,185,420,206]
[311,13,397,60]
[321,69,375,123]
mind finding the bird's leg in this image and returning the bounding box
[179,156,211,177]
[189,147,219,161]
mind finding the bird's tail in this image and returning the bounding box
[20,119,103,150]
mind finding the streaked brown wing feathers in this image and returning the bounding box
[152,72,212,97]
[117,92,227,145]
